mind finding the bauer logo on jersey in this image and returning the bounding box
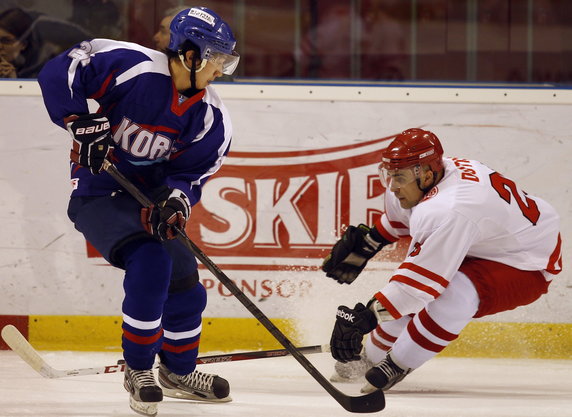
[188,8,216,26]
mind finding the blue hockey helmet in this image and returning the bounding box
[168,7,239,75]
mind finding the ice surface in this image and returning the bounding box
[0,350,570,417]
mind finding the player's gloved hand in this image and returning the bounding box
[141,188,191,241]
[65,113,114,174]
[322,224,389,284]
[330,302,377,362]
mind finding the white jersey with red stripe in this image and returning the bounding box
[374,157,562,318]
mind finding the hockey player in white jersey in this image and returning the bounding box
[322,128,562,392]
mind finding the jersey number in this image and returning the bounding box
[489,172,540,225]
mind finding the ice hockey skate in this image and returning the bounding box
[329,350,373,383]
[123,365,163,417]
[362,350,412,392]
[158,363,231,402]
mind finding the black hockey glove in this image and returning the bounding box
[322,224,389,284]
[65,113,114,175]
[141,188,191,241]
[330,302,377,362]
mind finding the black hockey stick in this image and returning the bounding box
[102,160,385,413]
[1,324,328,378]
[196,343,328,364]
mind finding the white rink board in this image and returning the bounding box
[0,82,570,335]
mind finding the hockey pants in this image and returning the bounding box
[366,261,549,370]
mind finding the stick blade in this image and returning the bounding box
[1,324,54,378]
[340,389,385,413]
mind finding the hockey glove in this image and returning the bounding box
[330,302,378,362]
[141,188,191,241]
[65,113,114,174]
[322,224,389,284]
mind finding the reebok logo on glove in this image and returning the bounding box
[336,308,355,323]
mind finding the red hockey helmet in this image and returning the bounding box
[379,128,444,188]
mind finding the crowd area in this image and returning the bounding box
[1,0,570,82]
[0,1,188,79]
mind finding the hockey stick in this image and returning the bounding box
[101,160,385,413]
[1,324,328,378]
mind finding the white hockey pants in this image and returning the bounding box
[365,271,479,369]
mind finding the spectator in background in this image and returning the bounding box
[153,6,189,52]
[71,0,122,40]
[0,7,33,78]
[298,3,358,79]
[360,1,407,81]
[0,7,91,78]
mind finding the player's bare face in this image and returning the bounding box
[385,165,433,209]
[171,51,224,92]
[194,60,224,89]
[390,180,425,209]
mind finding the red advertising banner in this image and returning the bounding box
[86,134,411,270]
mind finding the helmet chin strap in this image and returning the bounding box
[178,53,207,91]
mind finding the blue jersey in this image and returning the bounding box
[38,39,232,206]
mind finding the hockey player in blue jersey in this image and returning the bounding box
[38,7,239,416]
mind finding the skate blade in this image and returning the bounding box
[161,387,232,403]
[360,381,379,394]
[129,397,159,416]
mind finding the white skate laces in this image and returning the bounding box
[158,363,231,402]
[362,351,412,392]
[123,366,162,417]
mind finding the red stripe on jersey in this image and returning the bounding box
[170,85,205,116]
[400,262,449,288]
[373,218,398,243]
[374,292,402,319]
[370,333,392,351]
[406,319,446,353]
[546,233,562,274]
[389,220,408,229]
[90,70,117,100]
[138,123,180,134]
[418,309,458,342]
[374,325,398,343]
[162,339,200,354]
[390,274,441,299]
[71,163,81,175]
[123,328,163,345]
